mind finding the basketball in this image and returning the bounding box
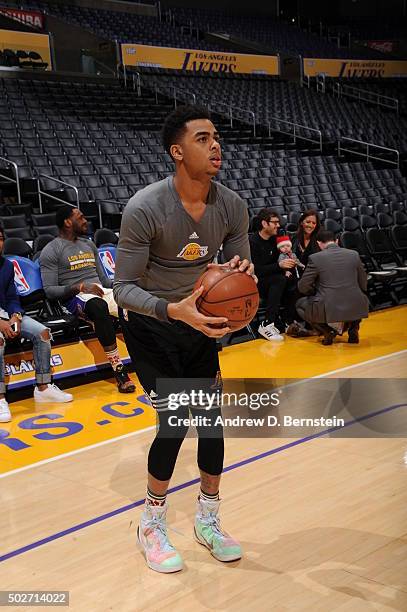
[194,267,259,331]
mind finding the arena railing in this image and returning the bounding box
[0,157,21,204]
[207,101,256,137]
[96,199,125,228]
[267,117,323,151]
[153,82,196,107]
[333,82,399,113]
[37,174,80,213]
[338,137,400,168]
[132,72,142,96]
[122,68,197,109]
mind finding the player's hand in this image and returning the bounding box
[0,319,18,340]
[279,258,296,270]
[81,283,104,297]
[208,255,257,282]
[167,286,231,338]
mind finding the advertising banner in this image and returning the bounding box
[0,7,44,29]
[303,58,407,78]
[0,28,51,69]
[5,335,131,390]
[122,43,279,75]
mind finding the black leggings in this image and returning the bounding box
[122,311,225,482]
[148,406,224,481]
[84,297,116,348]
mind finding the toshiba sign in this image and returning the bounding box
[0,7,44,29]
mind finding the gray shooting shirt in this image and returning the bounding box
[40,237,113,301]
[113,177,250,322]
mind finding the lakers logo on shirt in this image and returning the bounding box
[177,242,209,261]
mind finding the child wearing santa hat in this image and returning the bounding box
[277,235,305,279]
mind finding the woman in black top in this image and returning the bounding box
[286,209,321,336]
[293,209,321,269]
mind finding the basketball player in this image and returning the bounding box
[114,105,254,573]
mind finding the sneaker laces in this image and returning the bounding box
[199,508,227,539]
[143,512,175,552]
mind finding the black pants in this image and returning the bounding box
[258,273,297,325]
[121,311,224,481]
[84,297,117,348]
[296,297,361,331]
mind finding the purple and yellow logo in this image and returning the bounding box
[177,243,209,261]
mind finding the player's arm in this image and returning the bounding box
[214,197,255,277]
[113,205,168,320]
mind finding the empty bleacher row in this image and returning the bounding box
[329,16,406,41]
[218,149,407,218]
[0,76,254,210]
[334,78,407,116]
[167,6,387,59]
[0,76,407,226]
[0,78,177,201]
[2,0,392,58]
[0,0,228,51]
[139,71,407,152]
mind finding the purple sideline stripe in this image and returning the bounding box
[0,402,405,564]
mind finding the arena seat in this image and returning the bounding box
[5,255,78,338]
[3,237,33,259]
[94,228,118,248]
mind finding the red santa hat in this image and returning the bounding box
[276,235,292,250]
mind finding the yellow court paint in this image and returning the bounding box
[220,306,406,378]
[0,306,405,474]
[0,379,156,473]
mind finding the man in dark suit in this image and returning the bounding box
[296,229,369,345]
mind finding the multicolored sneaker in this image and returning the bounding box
[137,503,183,573]
[194,498,242,562]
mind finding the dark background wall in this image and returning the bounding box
[297,0,405,19]
[159,0,406,19]
[45,13,117,73]
[161,0,279,17]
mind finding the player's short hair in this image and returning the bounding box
[252,208,280,232]
[56,205,75,230]
[316,229,335,243]
[162,105,212,157]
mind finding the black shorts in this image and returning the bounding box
[121,311,221,403]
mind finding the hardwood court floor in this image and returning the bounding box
[0,306,406,611]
